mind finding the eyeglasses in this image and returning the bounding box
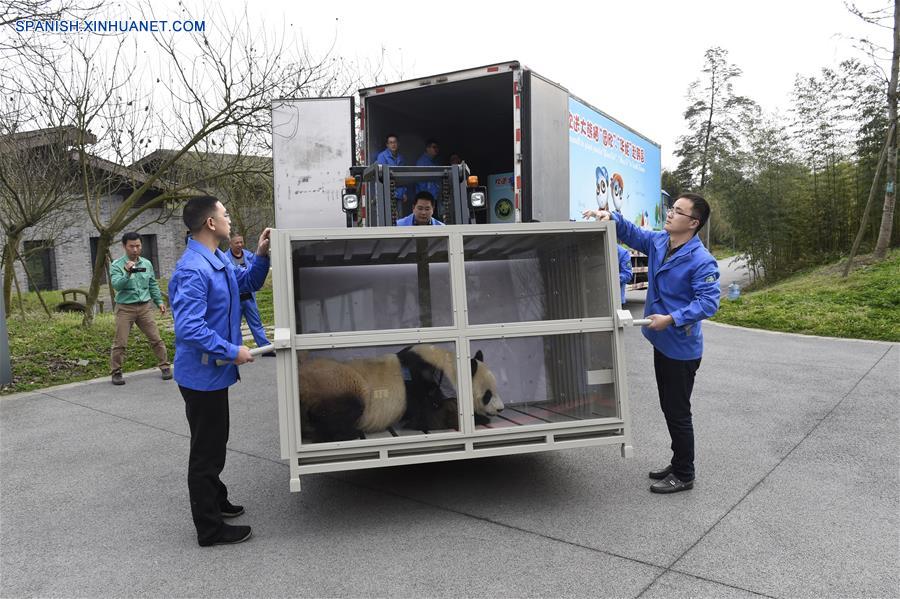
[667,207,698,221]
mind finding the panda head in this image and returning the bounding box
[471,350,504,417]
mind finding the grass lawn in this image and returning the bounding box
[2,279,275,395]
[713,249,900,342]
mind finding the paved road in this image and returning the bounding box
[2,315,897,598]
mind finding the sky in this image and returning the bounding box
[260,0,891,170]
[10,0,892,169]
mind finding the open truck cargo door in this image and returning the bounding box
[272,97,356,229]
[522,70,571,223]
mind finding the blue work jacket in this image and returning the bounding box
[169,239,270,391]
[374,149,407,200]
[617,245,633,305]
[415,153,441,199]
[396,214,445,226]
[611,212,719,360]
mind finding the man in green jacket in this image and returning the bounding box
[109,232,171,385]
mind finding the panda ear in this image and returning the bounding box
[474,350,484,363]
[470,358,478,377]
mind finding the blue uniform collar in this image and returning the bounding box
[187,238,228,271]
[655,234,703,273]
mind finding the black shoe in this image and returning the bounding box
[262,351,276,357]
[220,501,245,518]
[649,464,673,480]
[111,371,125,386]
[200,524,252,546]
[650,473,694,494]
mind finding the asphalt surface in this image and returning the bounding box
[2,299,897,598]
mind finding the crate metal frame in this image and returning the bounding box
[271,222,635,491]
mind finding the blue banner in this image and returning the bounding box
[568,98,663,229]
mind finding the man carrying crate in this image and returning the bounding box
[585,193,719,494]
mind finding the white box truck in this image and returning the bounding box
[272,60,664,231]
[269,61,661,490]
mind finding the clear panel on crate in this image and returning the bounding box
[292,237,452,333]
[463,231,611,325]
[469,332,618,430]
[296,342,461,444]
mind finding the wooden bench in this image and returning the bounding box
[56,289,104,314]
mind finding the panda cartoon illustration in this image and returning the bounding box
[610,173,625,212]
[298,345,504,442]
[595,166,610,210]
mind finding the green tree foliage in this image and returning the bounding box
[673,50,897,282]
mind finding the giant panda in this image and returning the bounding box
[298,345,505,442]
[407,345,505,426]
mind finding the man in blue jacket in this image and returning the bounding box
[169,195,271,546]
[228,233,274,356]
[396,191,445,226]
[374,133,407,210]
[415,138,441,205]
[617,245,633,306]
[585,193,719,494]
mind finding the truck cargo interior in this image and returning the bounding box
[364,72,514,183]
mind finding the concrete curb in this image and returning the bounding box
[0,366,170,401]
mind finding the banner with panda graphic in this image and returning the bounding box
[567,97,663,229]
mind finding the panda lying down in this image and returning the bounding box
[298,344,505,442]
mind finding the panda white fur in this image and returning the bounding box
[298,345,504,442]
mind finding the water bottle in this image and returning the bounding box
[727,282,741,300]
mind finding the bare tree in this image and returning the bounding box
[0,0,104,56]
[846,1,899,259]
[0,121,88,315]
[2,0,353,325]
[874,0,899,258]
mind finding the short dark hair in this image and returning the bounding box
[385,133,398,144]
[121,231,141,245]
[183,195,221,233]
[425,138,439,148]
[414,190,435,207]
[679,192,710,232]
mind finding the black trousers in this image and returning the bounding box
[653,349,701,481]
[179,385,231,545]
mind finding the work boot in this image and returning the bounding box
[111,371,125,386]
[220,500,245,518]
[649,464,673,480]
[650,473,694,494]
[199,524,252,547]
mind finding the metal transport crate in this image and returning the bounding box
[269,222,637,492]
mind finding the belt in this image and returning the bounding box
[239,292,253,302]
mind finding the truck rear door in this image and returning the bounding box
[522,71,570,223]
[272,97,356,229]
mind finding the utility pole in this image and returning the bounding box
[0,270,11,386]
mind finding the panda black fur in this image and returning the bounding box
[298,345,504,442]
[405,345,505,426]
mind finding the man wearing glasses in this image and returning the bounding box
[584,193,719,494]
